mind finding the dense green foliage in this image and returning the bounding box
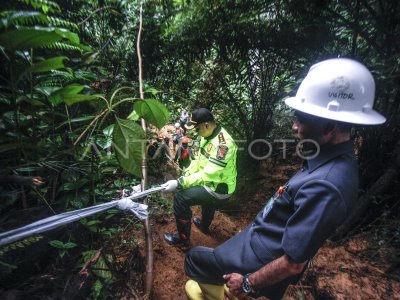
[0,0,169,213]
[0,0,399,298]
[0,1,168,296]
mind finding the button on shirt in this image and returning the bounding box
[215,140,358,270]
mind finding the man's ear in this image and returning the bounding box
[323,122,336,134]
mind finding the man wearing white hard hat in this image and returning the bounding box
[183,58,386,300]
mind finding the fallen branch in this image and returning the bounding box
[80,248,103,274]
[63,248,103,299]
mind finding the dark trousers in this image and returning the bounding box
[178,159,191,171]
[185,246,302,300]
[173,186,227,228]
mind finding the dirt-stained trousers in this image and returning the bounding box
[173,186,228,235]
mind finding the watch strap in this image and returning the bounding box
[241,273,254,294]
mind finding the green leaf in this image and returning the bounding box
[49,240,64,249]
[35,85,63,96]
[96,137,111,150]
[144,86,161,96]
[113,117,146,177]
[96,124,114,149]
[92,255,113,279]
[134,99,169,129]
[48,84,98,106]
[63,94,99,106]
[48,83,85,104]
[0,28,62,51]
[63,242,77,249]
[55,28,80,44]
[127,109,140,121]
[28,56,68,73]
[93,280,103,298]
[85,220,102,227]
[102,124,114,137]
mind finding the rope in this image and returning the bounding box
[0,186,165,247]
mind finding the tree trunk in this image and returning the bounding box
[136,4,154,299]
[332,140,400,240]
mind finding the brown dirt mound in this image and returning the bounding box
[146,211,400,300]
[150,208,247,300]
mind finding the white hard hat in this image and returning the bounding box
[174,122,180,128]
[285,58,386,125]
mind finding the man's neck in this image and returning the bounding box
[204,124,220,139]
[324,132,351,146]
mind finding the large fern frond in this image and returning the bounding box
[49,70,75,81]
[36,161,87,174]
[50,42,86,52]
[0,11,78,31]
[17,0,61,14]
[0,27,92,53]
[35,71,75,86]
[74,70,98,82]
[0,235,43,256]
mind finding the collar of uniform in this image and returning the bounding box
[205,125,221,141]
[306,140,355,173]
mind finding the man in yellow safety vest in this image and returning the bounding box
[162,108,238,246]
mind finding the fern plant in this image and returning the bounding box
[0,0,96,212]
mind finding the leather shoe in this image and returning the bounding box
[164,232,190,246]
[193,216,209,234]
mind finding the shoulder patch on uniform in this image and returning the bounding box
[216,145,229,160]
[218,132,226,144]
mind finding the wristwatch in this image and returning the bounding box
[241,273,254,294]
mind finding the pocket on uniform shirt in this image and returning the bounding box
[278,189,292,204]
[262,189,292,218]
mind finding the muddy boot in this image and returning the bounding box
[193,216,210,234]
[164,218,191,247]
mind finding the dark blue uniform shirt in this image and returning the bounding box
[214,140,358,271]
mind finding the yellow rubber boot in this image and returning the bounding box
[185,280,204,300]
[198,282,224,300]
[185,280,224,300]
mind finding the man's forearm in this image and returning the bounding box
[249,254,307,289]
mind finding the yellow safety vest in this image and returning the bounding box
[178,126,237,194]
